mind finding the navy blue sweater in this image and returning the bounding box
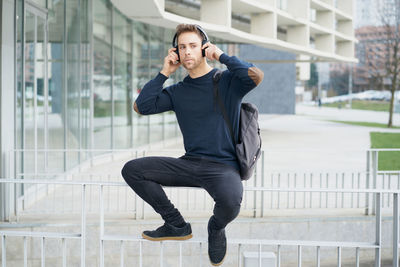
[135,53,259,171]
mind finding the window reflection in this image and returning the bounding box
[93,0,112,150]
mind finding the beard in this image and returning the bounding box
[181,57,202,70]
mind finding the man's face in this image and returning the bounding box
[177,32,204,70]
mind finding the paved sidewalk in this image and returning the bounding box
[255,103,400,172]
[297,102,400,126]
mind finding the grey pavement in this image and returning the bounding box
[297,102,400,126]
[256,103,400,172]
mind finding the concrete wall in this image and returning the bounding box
[239,44,296,115]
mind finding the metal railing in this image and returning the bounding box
[8,170,400,221]
[0,179,87,267]
[366,149,400,215]
[3,148,400,221]
[98,186,398,267]
[2,179,400,267]
[2,148,400,266]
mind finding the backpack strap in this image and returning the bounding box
[212,70,237,145]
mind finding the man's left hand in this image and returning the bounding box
[202,42,224,61]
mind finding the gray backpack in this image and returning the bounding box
[213,70,262,180]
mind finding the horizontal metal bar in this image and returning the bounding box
[0,231,81,239]
[367,149,400,152]
[246,59,333,63]
[244,187,400,194]
[11,148,184,152]
[102,235,378,248]
[16,148,394,153]
[18,171,381,177]
[1,179,400,194]
[377,171,400,174]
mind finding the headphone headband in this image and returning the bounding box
[172,25,209,48]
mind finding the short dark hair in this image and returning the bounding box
[175,24,204,43]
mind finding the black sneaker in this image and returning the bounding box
[142,222,192,241]
[208,220,227,266]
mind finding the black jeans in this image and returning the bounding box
[121,155,243,230]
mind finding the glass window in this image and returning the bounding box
[164,29,180,140]
[14,0,181,179]
[66,0,83,167]
[132,22,150,147]
[16,0,23,175]
[24,10,36,173]
[80,0,91,155]
[149,25,164,144]
[47,0,65,171]
[113,10,132,149]
[93,0,112,150]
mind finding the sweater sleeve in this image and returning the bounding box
[135,72,174,115]
[219,53,264,96]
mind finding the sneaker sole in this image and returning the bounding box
[209,254,226,266]
[141,233,193,241]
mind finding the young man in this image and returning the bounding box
[121,24,263,266]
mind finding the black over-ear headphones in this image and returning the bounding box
[172,25,209,62]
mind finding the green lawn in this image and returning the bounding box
[322,100,391,112]
[328,120,400,129]
[370,132,400,170]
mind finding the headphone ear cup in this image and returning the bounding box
[202,40,208,57]
[174,45,180,62]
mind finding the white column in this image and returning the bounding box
[337,19,354,36]
[287,0,309,19]
[316,10,334,29]
[201,0,232,27]
[337,0,353,15]
[265,0,276,7]
[336,40,354,58]
[251,12,277,38]
[316,34,335,53]
[287,25,309,46]
[321,0,334,5]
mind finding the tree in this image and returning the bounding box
[329,67,349,96]
[308,63,319,89]
[366,0,400,127]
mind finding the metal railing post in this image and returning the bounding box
[366,150,371,215]
[100,185,104,267]
[356,247,360,267]
[24,237,27,267]
[253,162,257,218]
[298,245,302,267]
[1,235,5,267]
[375,192,381,267]
[81,184,86,267]
[120,241,124,267]
[372,151,378,215]
[41,237,45,267]
[62,238,67,267]
[261,151,265,217]
[393,193,399,267]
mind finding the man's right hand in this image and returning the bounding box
[160,48,181,77]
